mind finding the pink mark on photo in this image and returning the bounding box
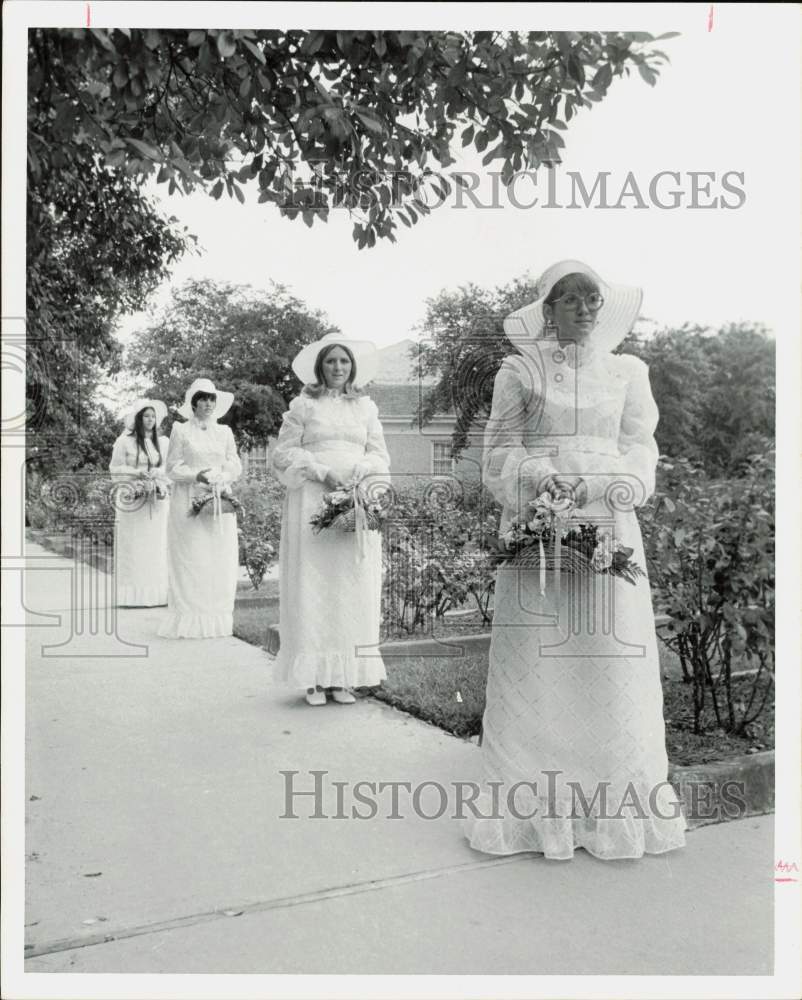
[86,4,91,28]
[774,860,799,882]
[707,4,714,32]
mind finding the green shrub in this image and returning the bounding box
[639,452,774,734]
[31,469,117,538]
[237,471,285,589]
[381,480,501,636]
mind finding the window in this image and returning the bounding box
[243,444,269,476]
[432,441,454,476]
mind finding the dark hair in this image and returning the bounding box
[131,406,162,469]
[191,390,217,411]
[544,272,600,307]
[303,343,363,400]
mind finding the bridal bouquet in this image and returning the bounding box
[310,484,386,534]
[498,491,645,586]
[189,474,242,517]
[132,470,170,502]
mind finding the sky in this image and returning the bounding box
[113,9,798,354]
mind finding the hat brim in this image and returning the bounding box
[292,338,379,387]
[122,399,168,431]
[177,389,234,422]
[504,263,643,355]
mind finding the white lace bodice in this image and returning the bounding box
[484,348,659,513]
[109,433,170,478]
[272,392,390,489]
[165,419,242,484]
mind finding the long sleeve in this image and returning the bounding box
[109,436,141,479]
[616,356,659,502]
[271,396,330,490]
[165,424,199,484]
[483,355,559,512]
[353,399,391,479]
[585,355,659,507]
[222,426,242,483]
[155,436,171,472]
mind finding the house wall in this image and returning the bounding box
[242,419,485,484]
[381,417,483,483]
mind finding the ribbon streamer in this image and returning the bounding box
[212,480,224,534]
[538,538,546,596]
[554,525,562,595]
[353,483,368,561]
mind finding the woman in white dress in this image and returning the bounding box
[158,378,243,639]
[464,260,687,861]
[271,334,390,706]
[109,399,170,607]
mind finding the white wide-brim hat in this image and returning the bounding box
[122,398,168,432]
[503,260,643,356]
[177,378,234,421]
[292,333,379,386]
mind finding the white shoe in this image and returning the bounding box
[330,688,356,705]
[305,689,326,706]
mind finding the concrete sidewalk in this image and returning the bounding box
[21,543,774,975]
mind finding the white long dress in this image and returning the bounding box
[109,433,170,607]
[270,391,390,689]
[464,346,688,860]
[158,418,242,639]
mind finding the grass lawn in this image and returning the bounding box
[362,646,681,740]
[361,643,775,768]
[230,595,774,768]
[363,651,489,740]
[237,577,279,599]
[233,583,279,648]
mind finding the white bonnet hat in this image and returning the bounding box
[177,378,234,421]
[292,334,379,386]
[122,398,167,431]
[504,260,643,355]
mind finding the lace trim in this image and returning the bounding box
[116,584,167,608]
[464,783,688,861]
[157,611,233,639]
[269,650,387,689]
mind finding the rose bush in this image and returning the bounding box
[236,471,285,589]
[380,480,501,636]
[638,451,774,735]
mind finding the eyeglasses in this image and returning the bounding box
[552,292,605,312]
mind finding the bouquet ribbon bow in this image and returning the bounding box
[191,474,230,534]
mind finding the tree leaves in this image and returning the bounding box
[29,26,674,256]
[215,31,237,59]
[125,138,162,161]
[242,38,266,64]
[592,63,613,92]
[638,63,659,87]
[355,107,386,137]
[25,151,193,454]
[128,278,338,444]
